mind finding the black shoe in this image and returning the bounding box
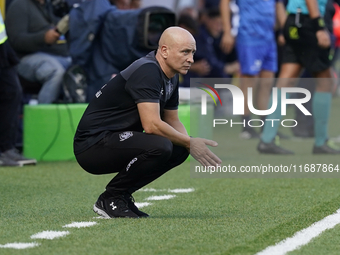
[257,141,294,155]
[93,194,139,218]
[0,153,21,167]
[240,128,259,139]
[2,148,37,166]
[124,193,149,218]
[313,141,340,154]
[291,126,314,138]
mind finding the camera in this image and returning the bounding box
[51,0,70,18]
[68,1,176,100]
[140,8,177,49]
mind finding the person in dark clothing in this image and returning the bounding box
[0,10,37,167]
[291,0,337,138]
[74,27,222,218]
[5,0,72,104]
[258,0,340,155]
[180,8,239,88]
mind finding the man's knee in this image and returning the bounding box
[150,136,173,159]
[35,60,65,82]
[18,53,65,82]
[142,135,173,163]
[172,145,189,165]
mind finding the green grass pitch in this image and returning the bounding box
[1,97,340,255]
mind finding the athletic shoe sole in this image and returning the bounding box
[93,202,139,218]
[17,159,37,166]
[257,141,294,155]
[93,203,112,219]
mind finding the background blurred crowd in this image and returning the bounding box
[1,0,340,166]
[2,0,340,103]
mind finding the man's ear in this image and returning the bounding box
[160,45,169,59]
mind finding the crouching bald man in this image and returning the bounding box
[74,27,221,218]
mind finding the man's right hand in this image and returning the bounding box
[316,30,331,49]
[44,29,60,45]
[190,59,211,76]
[220,32,235,54]
[189,137,222,167]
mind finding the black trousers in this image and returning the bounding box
[283,14,331,73]
[0,66,22,152]
[75,131,189,195]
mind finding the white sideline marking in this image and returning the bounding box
[139,188,166,192]
[2,187,194,249]
[30,231,70,240]
[146,195,176,201]
[63,222,97,228]
[168,188,195,193]
[135,202,151,208]
[139,188,195,193]
[0,242,40,249]
[255,208,340,255]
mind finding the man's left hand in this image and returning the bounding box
[189,137,222,167]
[316,30,331,48]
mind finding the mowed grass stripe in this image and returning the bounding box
[1,164,340,254]
[256,208,340,255]
[0,98,340,254]
[222,196,340,255]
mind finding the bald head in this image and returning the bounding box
[158,26,195,49]
[156,26,196,78]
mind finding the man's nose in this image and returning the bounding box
[188,54,194,63]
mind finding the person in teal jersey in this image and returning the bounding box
[258,0,340,154]
[287,0,327,16]
[220,0,287,139]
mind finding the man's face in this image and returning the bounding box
[167,40,196,75]
[110,0,131,9]
[130,0,141,9]
[205,16,222,38]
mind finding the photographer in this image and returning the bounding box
[5,0,72,104]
